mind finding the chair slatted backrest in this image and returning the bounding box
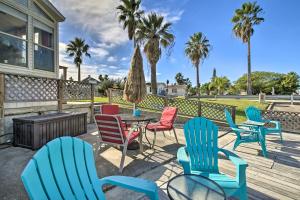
[95,114,125,145]
[245,106,263,122]
[225,109,237,129]
[160,107,178,127]
[183,117,219,173]
[100,104,120,115]
[21,137,105,200]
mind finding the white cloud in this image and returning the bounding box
[107,56,118,62]
[50,0,128,46]
[143,8,184,23]
[121,57,129,61]
[89,47,109,59]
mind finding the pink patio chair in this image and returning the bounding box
[94,114,142,173]
[146,107,179,148]
[100,104,120,115]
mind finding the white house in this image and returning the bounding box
[146,82,166,95]
[167,84,187,96]
[146,82,187,96]
[0,0,65,78]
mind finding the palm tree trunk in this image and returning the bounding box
[196,62,200,97]
[247,38,252,95]
[77,63,81,81]
[151,63,157,95]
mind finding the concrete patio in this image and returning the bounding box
[0,124,299,199]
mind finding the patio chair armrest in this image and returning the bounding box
[219,148,248,185]
[177,147,191,174]
[231,127,259,134]
[268,120,281,129]
[100,176,159,200]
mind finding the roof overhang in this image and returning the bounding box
[36,0,65,22]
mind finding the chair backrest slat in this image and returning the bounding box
[95,114,124,145]
[225,109,237,129]
[47,139,75,199]
[73,138,98,200]
[245,106,263,122]
[21,160,49,199]
[61,138,88,199]
[33,147,63,200]
[183,117,219,173]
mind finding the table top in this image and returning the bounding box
[242,120,266,126]
[167,174,226,200]
[118,114,156,122]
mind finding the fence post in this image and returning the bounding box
[291,94,294,105]
[164,96,168,107]
[0,73,5,143]
[90,84,95,123]
[57,80,63,112]
[232,106,236,123]
[197,99,202,117]
[108,88,112,104]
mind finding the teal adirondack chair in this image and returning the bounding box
[177,117,248,200]
[225,109,261,151]
[245,106,282,142]
[21,137,159,200]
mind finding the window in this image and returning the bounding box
[0,4,27,67]
[16,0,28,7]
[34,23,54,72]
[172,88,177,93]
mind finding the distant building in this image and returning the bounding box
[167,84,187,96]
[146,82,187,96]
[0,0,65,78]
[81,75,100,85]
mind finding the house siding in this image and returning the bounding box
[0,0,62,79]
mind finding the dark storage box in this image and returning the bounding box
[13,112,87,150]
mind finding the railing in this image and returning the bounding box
[263,110,300,133]
[108,89,236,123]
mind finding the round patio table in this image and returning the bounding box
[118,114,156,150]
[167,174,226,200]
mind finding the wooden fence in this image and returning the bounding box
[0,73,95,122]
[108,89,236,123]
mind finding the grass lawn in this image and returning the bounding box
[201,98,269,123]
[78,97,109,103]
[84,96,268,123]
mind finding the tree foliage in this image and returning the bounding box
[66,37,91,81]
[234,71,299,95]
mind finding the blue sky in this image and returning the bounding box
[51,0,300,85]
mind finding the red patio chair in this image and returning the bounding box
[146,107,178,148]
[94,114,142,173]
[100,104,120,115]
[100,104,129,129]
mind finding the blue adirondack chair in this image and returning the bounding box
[245,106,282,142]
[225,109,261,150]
[21,137,159,200]
[177,117,248,200]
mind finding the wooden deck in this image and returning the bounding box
[107,131,300,200]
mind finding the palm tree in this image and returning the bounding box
[66,37,91,81]
[166,79,169,93]
[232,2,264,95]
[136,13,175,94]
[185,32,210,96]
[116,0,144,46]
